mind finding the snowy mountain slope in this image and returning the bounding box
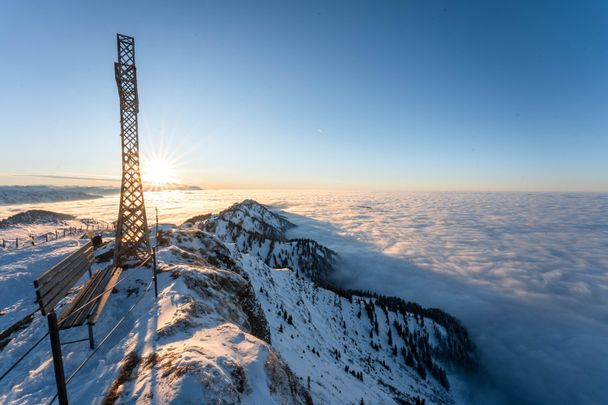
[0,210,76,227]
[205,199,295,241]
[202,200,336,284]
[187,201,475,404]
[0,227,312,404]
[108,236,313,405]
[0,210,109,245]
[0,200,474,404]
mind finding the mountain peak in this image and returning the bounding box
[0,201,474,404]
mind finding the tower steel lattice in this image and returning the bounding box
[113,34,151,266]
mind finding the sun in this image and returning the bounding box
[140,136,188,190]
[142,158,177,185]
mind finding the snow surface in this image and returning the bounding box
[0,238,90,330]
[0,212,109,250]
[1,190,606,404]
[0,230,311,404]
[194,202,472,404]
[0,200,473,404]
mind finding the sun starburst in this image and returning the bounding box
[141,138,183,190]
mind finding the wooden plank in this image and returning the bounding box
[36,257,93,315]
[59,264,116,329]
[58,270,105,328]
[34,242,92,287]
[72,267,116,326]
[48,246,93,278]
[37,259,89,315]
[34,245,94,315]
[42,246,93,288]
[60,269,106,328]
[88,267,122,325]
[36,250,93,299]
[34,242,91,288]
[39,248,93,295]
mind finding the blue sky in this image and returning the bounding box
[1,0,607,191]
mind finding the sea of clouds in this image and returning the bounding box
[278,191,608,405]
[1,190,606,404]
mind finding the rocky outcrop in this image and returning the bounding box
[195,200,337,283]
[180,200,475,404]
[0,210,76,227]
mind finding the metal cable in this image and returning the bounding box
[55,268,131,329]
[0,308,39,339]
[48,278,154,404]
[55,253,152,328]
[1,228,89,251]
[0,258,146,383]
[0,331,49,382]
[1,248,151,400]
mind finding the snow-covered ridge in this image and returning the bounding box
[0,210,76,227]
[203,199,295,241]
[1,226,313,404]
[0,200,475,404]
[187,200,475,403]
[197,200,337,283]
[191,201,474,368]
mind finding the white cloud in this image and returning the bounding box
[2,190,606,404]
[278,191,608,405]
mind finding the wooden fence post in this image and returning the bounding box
[153,207,159,298]
[2,239,5,248]
[46,234,49,242]
[15,238,19,249]
[55,230,58,240]
[47,312,68,405]
[153,248,158,298]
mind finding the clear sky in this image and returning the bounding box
[1,0,607,191]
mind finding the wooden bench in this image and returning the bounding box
[33,241,123,349]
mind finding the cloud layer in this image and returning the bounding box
[2,190,606,403]
[278,191,608,405]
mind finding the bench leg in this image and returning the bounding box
[88,324,95,349]
[48,313,69,405]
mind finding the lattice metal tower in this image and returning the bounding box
[113,34,151,266]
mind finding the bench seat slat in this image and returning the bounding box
[88,267,123,326]
[35,245,92,289]
[35,252,94,315]
[36,250,93,305]
[43,247,93,289]
[59,265,122,329]
[72,268,114,326]
[59,268,107,329]
[34,243,92,288]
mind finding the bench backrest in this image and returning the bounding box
[33,241,94,315]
